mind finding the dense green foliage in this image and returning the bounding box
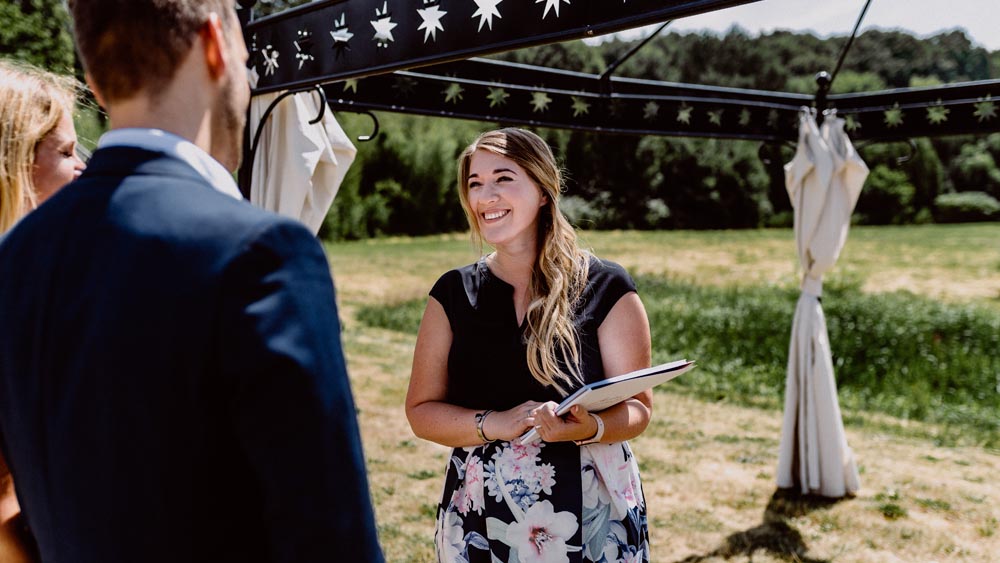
[1,0,105,152]
[320,113,486,239]
[356,278,1000,448]
[0,0,75,73]
[933,191,1000,222]
[857,165,916,224]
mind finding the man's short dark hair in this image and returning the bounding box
[69,0,236,103]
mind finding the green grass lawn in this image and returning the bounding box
[341,223,1000,447]
[357,275,1000,448]
[327,223,1000,306]
[326,223,1000,562]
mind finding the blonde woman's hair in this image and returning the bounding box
[0,58,78,233]
[457,128,590,395]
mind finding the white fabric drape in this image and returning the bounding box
[776,109,867,498]
[248,71,356,235]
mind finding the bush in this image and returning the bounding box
[644,198,671,227]
[559,194,617,230]
[948,144,1000,199]
[857,165,916,224]
[912,207,934,225]
[765,210,794,228]
[933,191,1000,223]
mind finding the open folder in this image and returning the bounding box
[519,359,696,445]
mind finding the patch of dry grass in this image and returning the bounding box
[327,224,1000,562]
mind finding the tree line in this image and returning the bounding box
[4,1,999,239]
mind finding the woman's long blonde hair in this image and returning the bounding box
[457,128,590,395]
[0,59,78,234]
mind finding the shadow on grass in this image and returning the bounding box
[673,488,851,563]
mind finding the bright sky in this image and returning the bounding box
[597,0,1000,51]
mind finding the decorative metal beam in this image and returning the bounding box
[325,58,812,142]
[829,80,1000,140]
[240,1,1000,143]
[243,0,762,94]
[323,58,1000,142]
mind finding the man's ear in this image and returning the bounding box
[201,12,229,81]
[84,73,106,109]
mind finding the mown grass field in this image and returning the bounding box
[324,223,1000,563]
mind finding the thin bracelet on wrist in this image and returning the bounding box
[574,412,605,446]
[475,409,495,443]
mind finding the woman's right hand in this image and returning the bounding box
[483,400,544,442]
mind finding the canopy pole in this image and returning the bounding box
[815,0,873,125]
[238,0,259,199]
[599,20,671,95]
[831,0,874,87]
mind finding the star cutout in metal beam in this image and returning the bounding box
[536,0,570,19]
[417,2,447,43]
[767,109,780,129]
[472,0,503,32]
[607,99,626,118]
[487,87,509,108]
[708,109,724,126]
[330,13,353,58]
[249,33,259,72]
[676,104,692,124]
[393,76,417,98]
[261,45,279,76]
[342,79,358,94]
[738,108,751,127]
[884,102,903,128]
[293,30,315,70]
[845,114,861,132]
[643,101,659,121]
[926,99,949,124]
[974,95,996,122]
[443,82,464,104]
[530,91,552,113]
[571,96,590,117]
[371,2,397,48]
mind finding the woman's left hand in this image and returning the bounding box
[526,402,598,443]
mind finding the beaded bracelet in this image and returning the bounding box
[475,409,495,443]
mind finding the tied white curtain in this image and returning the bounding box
[776,109,867,498]
[248,70,356,234]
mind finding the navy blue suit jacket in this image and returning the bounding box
[0,147,383,562]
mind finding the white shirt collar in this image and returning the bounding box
[97,128,243,200]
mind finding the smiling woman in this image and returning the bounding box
[406,128,656,562]
[465,149,549,252]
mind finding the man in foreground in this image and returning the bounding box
[0,1,383,561]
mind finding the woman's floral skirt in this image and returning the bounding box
[435,439,649,563]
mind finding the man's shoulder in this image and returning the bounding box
[86,146,292,231]
[131,184,316,263]
[5,148,314,266]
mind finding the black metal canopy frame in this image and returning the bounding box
[237,0,1000,167]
